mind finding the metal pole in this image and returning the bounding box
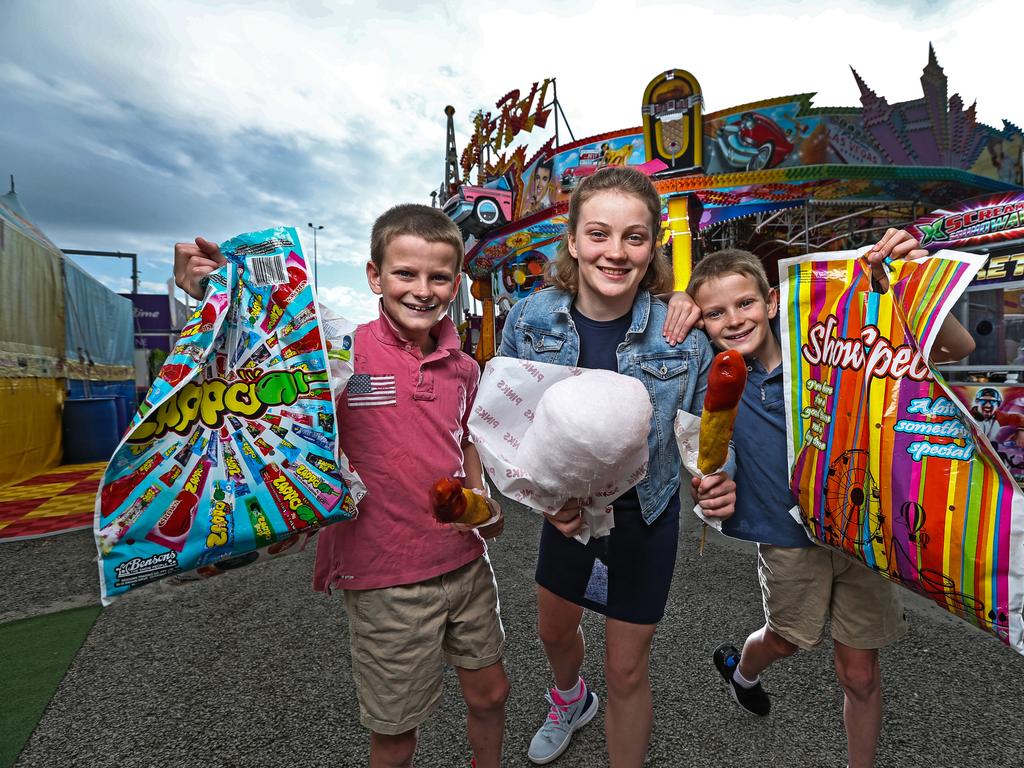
[804,204,810,253]
[61,249,139,294]
[552,78,560,148]
[307,223,323,289]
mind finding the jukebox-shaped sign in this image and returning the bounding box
[642,69,703,171]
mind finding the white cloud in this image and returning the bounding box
[3,0,1021,309]
[316,280,378,323]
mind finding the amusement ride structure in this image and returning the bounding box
[437,46,1024,365]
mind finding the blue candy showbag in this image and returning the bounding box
[94,227,361,603]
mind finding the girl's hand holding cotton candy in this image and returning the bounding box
[544,497,589,538]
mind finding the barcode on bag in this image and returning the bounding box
[248,254,288,286]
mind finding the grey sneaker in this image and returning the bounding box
[527,682,599,764]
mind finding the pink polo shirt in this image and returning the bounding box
[312,306,484,592]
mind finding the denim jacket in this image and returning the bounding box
[498,287,718,524]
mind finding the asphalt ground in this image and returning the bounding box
[4,493,1024,768]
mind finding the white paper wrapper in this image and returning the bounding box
[319,304,367,507]
[673,410,723,531]
[470,358,651,543]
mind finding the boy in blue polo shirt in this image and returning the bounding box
[688,235,974,768]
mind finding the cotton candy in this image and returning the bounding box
[518,369,652,497]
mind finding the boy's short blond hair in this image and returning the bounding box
[547,166,673,296]
[370,204,465,273]
[688,249,772,301]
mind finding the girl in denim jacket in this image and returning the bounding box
[498,167,736,767]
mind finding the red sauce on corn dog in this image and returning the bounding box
[704,349,746,411]
[430,477,468,523]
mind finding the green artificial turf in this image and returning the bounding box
[0,605,101,768]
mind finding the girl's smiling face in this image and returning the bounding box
[568,190,655,320]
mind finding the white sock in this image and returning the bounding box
[555,677,583,702]
[732,667,760,689]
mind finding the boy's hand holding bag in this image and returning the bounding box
[95,228,363,604]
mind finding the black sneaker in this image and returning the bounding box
[713,643,771,716]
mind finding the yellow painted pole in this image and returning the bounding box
[668,195,693,291]
[471,277,495,365]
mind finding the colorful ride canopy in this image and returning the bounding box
[446,51,1021,291]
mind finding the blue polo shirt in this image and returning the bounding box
[724,341,810,547]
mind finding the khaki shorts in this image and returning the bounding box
[757,543,907,651]
[342,555,505,735]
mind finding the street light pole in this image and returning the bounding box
[306,222,324,290]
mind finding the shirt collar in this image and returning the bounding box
[627,290,652,335]
[370,299,461,355]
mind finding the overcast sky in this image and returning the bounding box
[2,0,1021,322]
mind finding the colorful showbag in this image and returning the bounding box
[779,248,1024,653]
[94,227,359,604]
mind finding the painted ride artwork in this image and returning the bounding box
[713,112,796,171]
[442,178,514,236]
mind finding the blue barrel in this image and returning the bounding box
[113,395,130,436]
[63,397,121,463]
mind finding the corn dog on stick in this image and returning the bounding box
[697,349,747,475]
[696,350,746,555]
[430,477,493,526]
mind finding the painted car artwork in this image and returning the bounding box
[556,136,646,193]
[443,178,514,236]
[714,112,795,171]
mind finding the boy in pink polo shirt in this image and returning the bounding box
[173,205,509,768]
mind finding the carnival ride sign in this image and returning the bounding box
[970,252,1024,284]
[908,192,1024,251]
[461,79,553,184]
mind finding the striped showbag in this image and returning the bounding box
[779,247,1024,654]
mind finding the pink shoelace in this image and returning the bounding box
[546,687,584,721]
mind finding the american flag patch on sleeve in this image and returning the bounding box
[345,374,397,407]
